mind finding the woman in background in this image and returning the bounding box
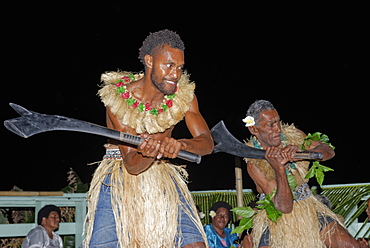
[204,201,239,248]
[22,204,63,248]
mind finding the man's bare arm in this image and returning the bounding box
[177,95,214,156]
[159,95,214,157]
[106,107,157,175]
[298,129,335,161]
[306,141,335,161]
[264,146,294,213]
[247,158,293,214]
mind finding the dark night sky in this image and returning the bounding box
[2,4,368,192]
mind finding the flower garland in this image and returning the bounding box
[115,74,177,115]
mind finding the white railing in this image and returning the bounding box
[0,183,368,246]
[0,192,87,247]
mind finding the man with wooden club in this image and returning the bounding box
[84,30,214,247]
[242,100,367,248]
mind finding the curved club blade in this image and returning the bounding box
[4,103,99,138]
[4,103,202,163]
[9,103,33,116]
[210,121,266,159]
[4,116,39,138]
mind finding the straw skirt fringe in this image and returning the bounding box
[84,159,206,247]
[252,195,343,248]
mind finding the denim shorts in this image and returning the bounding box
[89,174,204,247]
[89,174,118,247]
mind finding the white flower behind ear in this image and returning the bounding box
[242,116,255,127]
[209,210,216,218]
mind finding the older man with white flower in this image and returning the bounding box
[241,100,367,248]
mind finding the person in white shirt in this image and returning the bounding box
[22,205,63,248]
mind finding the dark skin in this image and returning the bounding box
[41,211,60,239]
[247,109,367,248]
[107,45,213,248]
[211,207,230,238]
[247,109,334,213]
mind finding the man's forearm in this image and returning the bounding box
[273,169,293,213]
[120,146,155,175]
[308,143,335,161]
[178,134,214,156]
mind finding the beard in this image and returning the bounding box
[150,68,177,95]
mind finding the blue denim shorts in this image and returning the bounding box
[89,174,204,247]
[89,174,117,247]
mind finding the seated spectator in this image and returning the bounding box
[22,205,63,248]
[204,201,240,248]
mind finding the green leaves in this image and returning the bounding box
[149,108,159,115]
[257,193,282,223]
[126,98,136,106]
[301,131,335,186]
[162,104,168,112]
[61,168,89,193]
[138,103,145,112]
[116,86,126,94]
[128,74,136,81]
[232,206,257,218]
[231,206,256,234]
[305,161,334,186]
[63,235,76,248]
[301,132,335,150]
[166,93,176,100]
[231,192,283,234]
[287,174,298,193]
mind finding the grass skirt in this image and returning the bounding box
[252,195,343,248]
[84,158,206,247]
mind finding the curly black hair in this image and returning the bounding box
[138,29,185,66]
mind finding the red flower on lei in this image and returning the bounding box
[166,99,173,108]
[122,91,130,99]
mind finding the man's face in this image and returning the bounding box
[211,207,229,230]
[251,109,282,148]
[150,45,184,95]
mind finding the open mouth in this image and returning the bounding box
[166,80,176,85]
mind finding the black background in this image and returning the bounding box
[2,3,368,192]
